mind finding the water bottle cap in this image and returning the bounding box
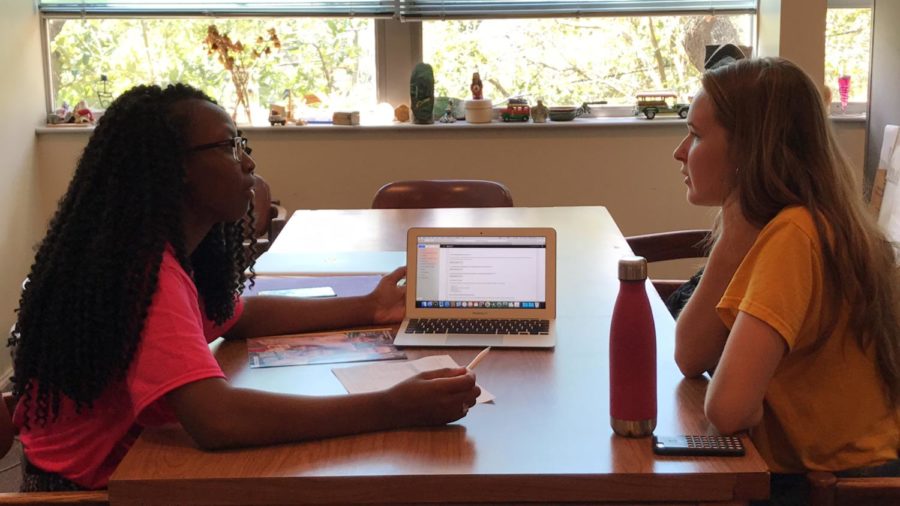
[618,256,648,281]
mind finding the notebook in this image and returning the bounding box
[394,227,557,348]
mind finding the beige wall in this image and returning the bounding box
[35,121,867,280]
[1,1,46,379]
[4,0,869,382]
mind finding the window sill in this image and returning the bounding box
[35,113,865,135]
[828,112,866,123]
[35,116,693,135]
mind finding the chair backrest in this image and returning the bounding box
[626,229,711,263]
[0,393,110,504]
[251,174,274,238]
[625,229,711,301]
[371,180,514,209]
[808,471,900,506]
[245,174,287,259]
[0,393,15,459]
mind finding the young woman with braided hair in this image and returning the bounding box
[10,83,479,491]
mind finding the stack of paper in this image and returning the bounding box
[333,355,495,404]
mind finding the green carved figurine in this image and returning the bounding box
[410,63,435,125]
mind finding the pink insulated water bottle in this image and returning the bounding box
[609,256,657,437]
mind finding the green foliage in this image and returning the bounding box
[423,16,753,107]
[46,11,872,115]
[48,17,375,113]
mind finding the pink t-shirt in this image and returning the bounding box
[15,249,244,489]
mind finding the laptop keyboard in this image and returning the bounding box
[405,319,550,335]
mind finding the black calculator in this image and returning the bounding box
[652,435,745,457]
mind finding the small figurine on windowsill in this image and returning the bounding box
[470,72,483,100]
[438,106,456,123]
[47,102,71,125]
[73,100,95,124]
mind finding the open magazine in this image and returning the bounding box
[247,329,405,368]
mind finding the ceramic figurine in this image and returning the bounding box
[72,100,94,124]
[439,106,456,123]
[470,72,483,100]
[531,99,549,123]
[410,63,435,125]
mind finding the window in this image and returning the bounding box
[46,17,376,121]
[40,1,757,124]
[825,5,872,110]
[423,15,754,107]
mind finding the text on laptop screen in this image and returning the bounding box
[415,235,546,309]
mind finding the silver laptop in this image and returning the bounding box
[394,227,557,348]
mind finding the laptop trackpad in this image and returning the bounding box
[445,335,505,347]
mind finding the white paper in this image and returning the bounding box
[877,125,900,244]
[332,355,495,403]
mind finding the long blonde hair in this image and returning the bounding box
[703,57,900,404]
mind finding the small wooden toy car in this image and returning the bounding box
[268,104,287,126]
[501,99,530,122]
[635,91,689,119]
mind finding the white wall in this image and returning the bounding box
[0,1,46,381]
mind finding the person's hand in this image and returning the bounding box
[369,266,407,325]
[384,367,480,427]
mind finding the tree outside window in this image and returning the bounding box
[825,8,871,104]
[423,15,754,107]
[47,17,376,119]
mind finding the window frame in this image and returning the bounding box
[824,1,873,114]
[38,1,766,120]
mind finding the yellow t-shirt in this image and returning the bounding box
[716,206,899,473]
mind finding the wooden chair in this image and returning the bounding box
[808,470,900,506]
[0,393,109,504]
[246,174,287,259]
[371,179,513,209]
[625,229,710,300]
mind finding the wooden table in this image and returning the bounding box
[109,207,768,505]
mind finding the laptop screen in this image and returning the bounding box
[414,235,547,310]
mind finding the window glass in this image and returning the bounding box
[423,15,754,107]
[824,8,871,104]
[47,17,375,122]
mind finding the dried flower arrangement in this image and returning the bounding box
[204,24,281,123]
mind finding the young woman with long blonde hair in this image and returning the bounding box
[673,57,900,503]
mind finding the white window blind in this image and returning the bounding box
[396,1,757,20]
[37,1,396,16]
[39,0,756,18]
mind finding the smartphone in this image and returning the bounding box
[258,286,337,298]
[652,435,745,457]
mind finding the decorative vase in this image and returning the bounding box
[532,100,549,123]
[410,63,435,125]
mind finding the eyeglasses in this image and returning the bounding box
[186,135,252,162]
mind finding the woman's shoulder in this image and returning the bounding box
[763,206,819,241]
[157,246,197,295]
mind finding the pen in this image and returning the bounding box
[467,346,491,370]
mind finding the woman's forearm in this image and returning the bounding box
[225,295,377,340]
[675,233,754,376]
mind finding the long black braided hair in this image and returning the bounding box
[9,84,258,427]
